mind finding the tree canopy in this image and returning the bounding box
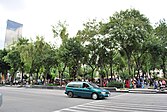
[0,8,166,85]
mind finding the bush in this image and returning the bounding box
[107,81,124,88]
[47,83,59,86]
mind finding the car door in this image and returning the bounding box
[82,83,92,98]
[72,84,82,96]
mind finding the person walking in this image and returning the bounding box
[159,80,162,89]
[154,80,158,89]
[162,80,166,86]
[161,80,166,90]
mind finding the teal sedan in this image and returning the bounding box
[65,81,110,100]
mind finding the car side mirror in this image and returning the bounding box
[87,87,91,89]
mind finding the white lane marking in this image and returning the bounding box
[85,101,167,109]
[53,93,126,112]
[57,108,86,112]
[53,99,102,112]
[76,103,167,112]
[70,106,108,112]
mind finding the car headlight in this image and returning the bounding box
[101,92,106,95]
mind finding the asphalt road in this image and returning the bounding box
[0,87,121,112]
[1,87,167,112]
[56,93,167,112]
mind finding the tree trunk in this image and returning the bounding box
[29,72,32,85]
[124,47,132,77]
[110,63,113,79]
[104,66,108,80]
[59,63,67,85]
[10,74,14,86]
[91,68,95,82]
[89,64,95,82]
[36,70,39,83]
[162,57,166,78]
[127,56,131,76]
[21,69,24,85]
[83,65,86,81]
[5,70,8,82]
[137,69,140,78]
[100,75,103,87]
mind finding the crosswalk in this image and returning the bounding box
[54,93,167,112]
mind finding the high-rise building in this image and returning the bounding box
[4,20,23,48]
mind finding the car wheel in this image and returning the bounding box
[68,92,73,98]
[92,93,98,100]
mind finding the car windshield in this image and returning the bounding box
[88,82,100,88]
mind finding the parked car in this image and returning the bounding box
[0,93,2,107]
[65,81,110,100]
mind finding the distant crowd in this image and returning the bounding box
[125,77,166,90]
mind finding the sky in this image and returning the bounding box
[0,0,167,49]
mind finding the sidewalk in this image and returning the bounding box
[101,87,167,94]
[3,85,167,94]
[115,88,167,94]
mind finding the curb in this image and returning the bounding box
[30,85,65,90]
[128,89,158,94]
[2,85,167,94]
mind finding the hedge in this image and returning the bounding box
[107,81,124,88]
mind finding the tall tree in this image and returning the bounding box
[3,48,21,85]
[77,19,101,81]
[108,9,152,76]
[33,36,49,82]
[58,37,86,81]
[20,40,36,84]
[15,37,29,85]
[0,49,10,83]
[154,19,167,77]
[52,21,69,84]
[42,43,57,83]
[100,21,120,79]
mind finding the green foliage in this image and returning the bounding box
[0,49,10,73]
[3,48,21,75]
[152,73,158,80]
[46,83,59,86]
[154,19,167,77]
[119,70,133,80]
[1,8,167,85]
[106,9,153,76]
[77,19,103,81]
[107,81,124,88]
[52,21,69,44]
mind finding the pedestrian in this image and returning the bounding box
[159,80,162,89]
[103,80,107,87]
[137,78,141,88]
[141,77,144,88]
[161,80,166,90]
[154,80,158,89]
[162,80,166,86]
[125,79,130,88]
[141,80,144,88]
[132,79,136,88]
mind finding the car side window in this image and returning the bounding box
[73,84,81,88]
[67,84,73,87]
[83,83,89,88]
[67,84,81,88]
